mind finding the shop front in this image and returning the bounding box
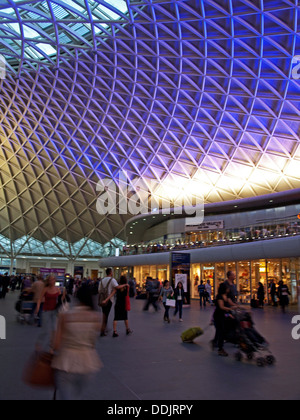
[130,257,300,306]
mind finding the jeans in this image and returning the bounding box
[174,300,183,318]
[31,302,44,327]
[143,294,158,311]
[55,370,90,400]
[163,303,170,320]
[213,316,225,351]
[199,294,206,307]
[37,310,58,350]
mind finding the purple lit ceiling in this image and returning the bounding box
[0,0,300,252]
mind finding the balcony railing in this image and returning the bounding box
[117,217,300,257]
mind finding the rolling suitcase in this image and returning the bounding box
[181,327,203,343]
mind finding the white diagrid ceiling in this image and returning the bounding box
[0,0,299,257]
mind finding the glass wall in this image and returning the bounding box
[237,261,251,304]
[215,263,225,293]
[134,265,169,291]
[191,264,201,299]
[282,258,297,305]
[131,257,300,305]
[251,260,267,303]
[202,263,215,298]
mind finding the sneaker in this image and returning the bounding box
[126,329,133,336]
[113,332,119,338]
[179,318,183,322]
[218,349,228,357]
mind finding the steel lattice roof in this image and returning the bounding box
[0,0,300,257]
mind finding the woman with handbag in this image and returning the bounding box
[159,280,174,323]
[52,283,102,400]
[105,275,132,337]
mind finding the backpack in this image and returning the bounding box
[98,278,113,307]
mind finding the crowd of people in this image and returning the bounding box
[2,270,133,400]
[0,267,293,399]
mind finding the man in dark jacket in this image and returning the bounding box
[143,277,160,311]
[224,271,238,304]
[1,273,10,299]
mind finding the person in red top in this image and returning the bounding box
[35,275,64,352]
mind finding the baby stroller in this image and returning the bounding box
[15,291,35,324]
[232,309,276,367]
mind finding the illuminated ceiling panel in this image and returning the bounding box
[0,0,300,249]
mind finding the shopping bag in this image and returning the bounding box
[166,298,176,307]
[125,290,131,311]
[23,352,55,388]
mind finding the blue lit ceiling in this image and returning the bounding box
[0,0,300,254]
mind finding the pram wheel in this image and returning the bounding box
[266,355,275,365]
[235,352,243,362]
[257,357,266,367]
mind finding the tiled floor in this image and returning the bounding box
[0,292,299,400]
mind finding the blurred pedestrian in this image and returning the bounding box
[1,273,10,299]
[159,280,174,323]
[224,271,238,303]
[35,275,63,351]
[143,277,160,312]
[269,279,277,306]
[205,280,213,305]
[212,283,236,357]
[174,281,185,322]
[52,283,102,400]
[111,276,132,337]
[128,277,137,298]
[198,280,206,308]
[257,282,265,308]
[98,268,119,337]
[277,281,291,313]
[31,275,45,327]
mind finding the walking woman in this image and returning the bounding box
[35,275,64,351]
[174,281,185,322]
[52,283,102,400]
[277,280,291,313]
[212,282,236,357]
[257,282,265,308]
[159,280,174,323]
[112,276,133,337]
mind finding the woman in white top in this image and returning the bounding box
[159,280,174,323]
[205,280,213,305]
[52,283,102,400]
[174,281,185,322]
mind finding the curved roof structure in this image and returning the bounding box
[0,0,300,257]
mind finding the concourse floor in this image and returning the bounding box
[0,291,299,401]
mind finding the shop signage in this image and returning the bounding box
[40,268,65,277]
